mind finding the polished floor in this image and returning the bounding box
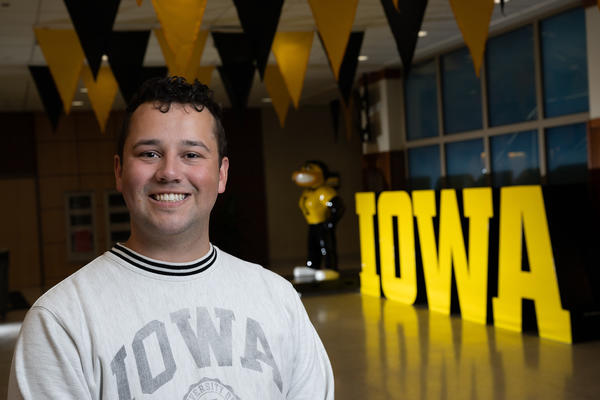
[1,291,600,399]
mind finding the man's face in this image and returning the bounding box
[114,102,228,241]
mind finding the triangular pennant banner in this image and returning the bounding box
[217,65,255,110]
[63,0,121,78]
[155,29,208,81]
[81,66,119,133]
[212,32,254,65]
[308,0,358,80]
[380,0,428,76]
[28,66,64,130]
[271,32,313,109]
[341,96,355,142]
[106,30,151,105]
[232,0,284,80]
[212,32,256,109]
[34,28,84,114]
[151,0,207,77]
[329,99,340,142]
[139,67,168,83]
[449,0,494,77]
[337,31,364,104]
[264,65,291,127]
[195,66,215,85]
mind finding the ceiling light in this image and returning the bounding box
[418,30,428,38]
[101,54,108,61]
[80,87,88,93]
[72,100,84,107]
[358,55,368,62]
[262,98,272,103]
[494,0,510,4]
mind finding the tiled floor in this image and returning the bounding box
[1,290,600,399]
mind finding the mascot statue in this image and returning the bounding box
[292,161,344,281]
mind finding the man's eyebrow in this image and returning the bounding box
[182,140,211,152]
[132,139,161,149]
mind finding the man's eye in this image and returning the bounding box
[140,151,159,158]
[185,153,202,159]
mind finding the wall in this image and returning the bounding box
[36,111,122,287]
[0,112,40,290]
[261,106,363,274]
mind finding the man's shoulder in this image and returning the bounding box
[216,247,295,291]
[31,252,116,311]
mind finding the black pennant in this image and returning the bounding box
[232,0,283,80]
[63,0,121,78]
[380,0,428,76]
[212,33,256,109]
[106,31,151,104]
[29,66,64,131]
[338,31,364,104]
[330,99,340,143]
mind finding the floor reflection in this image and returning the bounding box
[302,293,600,400]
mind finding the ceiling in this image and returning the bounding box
[0,0,579,112]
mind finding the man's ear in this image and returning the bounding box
[114,155,123,192]
[218,157,229,194]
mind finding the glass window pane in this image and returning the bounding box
[541,8,589,117]
[408,145,441,189]
[405,60,439,141]
[445,139,486,187]
[491,130,540,186]
[486,26,537,126]
[546,123,588,184]
[442,47,482,134]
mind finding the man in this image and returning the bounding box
[8,77,334,399]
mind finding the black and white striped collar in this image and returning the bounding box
[109,243,217,276]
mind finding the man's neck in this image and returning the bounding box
[123,231,211,263]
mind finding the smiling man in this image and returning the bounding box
[8,77,334,399]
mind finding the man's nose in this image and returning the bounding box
[155,154,182,182]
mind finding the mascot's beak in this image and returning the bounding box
[292,172,315,186]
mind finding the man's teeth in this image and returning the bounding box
[153,193,186,202]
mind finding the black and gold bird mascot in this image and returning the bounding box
[292,161,344,281]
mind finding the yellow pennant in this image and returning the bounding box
[195,66,214,86]
[136,0,143,5]
[307,0,358,80]
[81,66,118,133]
[271,32,313,109]
[34,28,85,114]
[449,0,494,77]
[151,0,207,75]
[155,29,208,81]
[393,0,399,10]
[264,65,291,127]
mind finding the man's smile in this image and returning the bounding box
[149,193,190,202]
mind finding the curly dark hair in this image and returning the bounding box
[117,76,227,165]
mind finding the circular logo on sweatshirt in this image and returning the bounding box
[183,377,240,400]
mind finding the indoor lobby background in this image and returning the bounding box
[1,0,600,399]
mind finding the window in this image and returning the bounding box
[408,145,441,189]
[105,191,130,248]
[491,130,540,186]
[442,47,482,134]
[540,8,589,118]
[486,26,537,126]
[404,60,438,140]
[66,192,96,261]
[445,139,486,187]
[546,123,588,184]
